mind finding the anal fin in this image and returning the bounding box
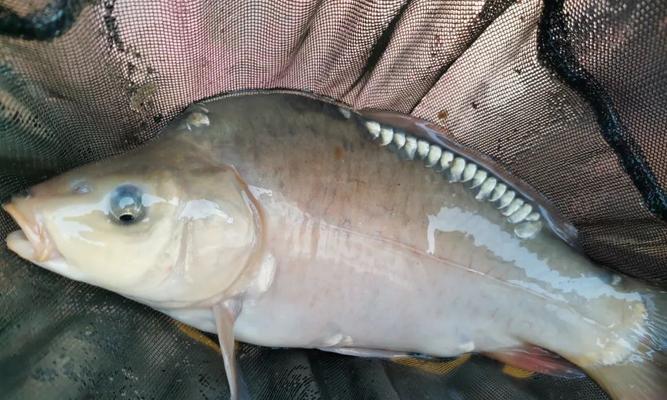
[485,345,585,379]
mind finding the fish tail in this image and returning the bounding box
[585,289,667,400]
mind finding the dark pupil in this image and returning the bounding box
[110,185,145,225]
[119,213,135,223]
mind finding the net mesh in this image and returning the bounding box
[0,0,664,398]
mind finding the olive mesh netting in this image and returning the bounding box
[0,0,665,399]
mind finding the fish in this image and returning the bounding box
[2,93,665,400]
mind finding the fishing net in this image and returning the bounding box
[0,0,664,399]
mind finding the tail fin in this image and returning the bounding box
[585,290,667,400]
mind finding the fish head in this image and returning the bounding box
[2,139,262,307]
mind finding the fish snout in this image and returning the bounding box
[2,198,60,262]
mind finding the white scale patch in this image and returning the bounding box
[362,119,544,240]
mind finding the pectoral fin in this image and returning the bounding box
[213,299,248,400]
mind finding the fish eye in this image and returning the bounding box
[109,184,146,225]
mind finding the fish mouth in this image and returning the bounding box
[2,201,62,263]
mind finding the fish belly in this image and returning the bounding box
[232,214,645,368]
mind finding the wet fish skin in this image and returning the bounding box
[3,94,666,400]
